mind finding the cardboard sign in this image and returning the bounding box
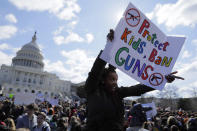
[36,93,45,102]
[142,102,157,120]
[48,98,59,106]
[100,2,185,90]
[0,96,6,101]
[9,94,14,99]
[14,93,36,105]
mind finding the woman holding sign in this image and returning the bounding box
[84,29,184,131]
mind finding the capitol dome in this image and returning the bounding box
[12,32,44,70]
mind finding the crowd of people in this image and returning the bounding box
[0,97,196,131]
[0,30,196,131]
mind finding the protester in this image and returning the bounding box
[186,117,197,131]
[32,112,50,131]
[16,103,38,130]
[49,114,58,131]
[0,93,197,131]
[170,125,180,131]
[84,29,183,131]
[128,101,152,131]
[46,108,53,122]
[0,121,9,131]
[56,117,68,131]
[166,116,180,130]
[5,118,16,131]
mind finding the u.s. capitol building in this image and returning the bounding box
[0,33,72,99]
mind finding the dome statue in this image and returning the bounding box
[12,32,44,70]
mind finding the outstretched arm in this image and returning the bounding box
[85,51,106,95]
[85,29,115,95]
[118,84,154,98]
[118,71,184,98]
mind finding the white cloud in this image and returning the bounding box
[38,44,44,51]
[182,50,192,59]
[53,30,94,45]
[44,60,69,76]
[53,36,65,45]
[8,0,81,21]
[86,33,94,43]
[0,25,17,40]
[192,39,197,45]
[170,57,197,97]
[147,0,197,29]
[0,43,10,50]
[67,21,78,29]
[19,28,34,34]
[53,31,84,45]
[9,0,64,12]
[178,60,197,76]
[53,21,78,36]
[56,0,81,20]
[0,43,19,53]
[145,12,154,20]
[53,26,65,36]
[5,14,17,23]
[0,51,14,66]
[44,49,95,83]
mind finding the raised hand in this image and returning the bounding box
[107,29,114,42]
[165,71,184,83]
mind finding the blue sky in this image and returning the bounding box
[0,0,197,98]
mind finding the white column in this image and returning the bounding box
[27,72,30,87]
[37,75,41,88]
[12,70,17,84]
[21,72,25,85]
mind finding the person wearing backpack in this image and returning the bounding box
[128,101,152,131]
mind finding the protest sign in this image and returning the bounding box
[36,92,44,102]
[48,98,59,106]
[100,2,186,90]
[14,92,36,105]
[142,102,157,120]
[9,93,14,99]
[0,96,6,101]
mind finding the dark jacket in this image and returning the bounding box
[85,52,154,131]
[130,104,152,127]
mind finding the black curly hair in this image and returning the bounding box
[102,64,116,80]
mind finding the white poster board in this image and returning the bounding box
[36,92,45,102]
[142,102,157,120]
[14,93,36,105]
[0,96,6,101]
[100,2,186,90]
[48,98,59,106]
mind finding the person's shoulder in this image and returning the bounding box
[33,114,37,118]
[133,103,141,107]
[18,113,28,120]
[43,121,50,128]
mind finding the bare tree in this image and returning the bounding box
[157,85,179,110]
[191,86,197,97]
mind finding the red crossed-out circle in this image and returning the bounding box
[149,73,164,86]
[125,8,141,27]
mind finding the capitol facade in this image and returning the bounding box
[0,33,72,99]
